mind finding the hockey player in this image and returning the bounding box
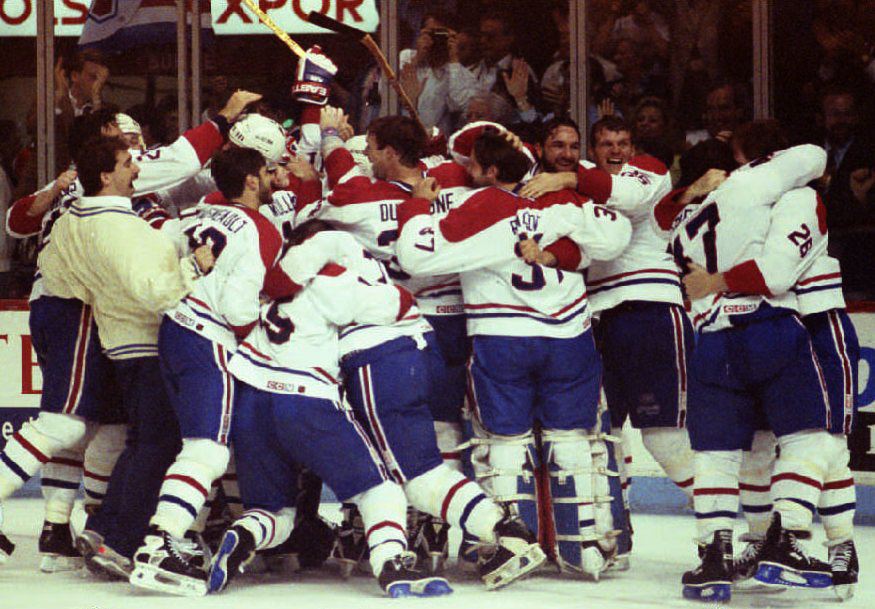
[0,91,258,571]
[34,136,213,580]
[678,124,860,600]
[658,142,836,602]
[129,147,284,596]
[520,117,697,510]
[275,218,548,589]
[395,130,633,578]
[208,224,452,598]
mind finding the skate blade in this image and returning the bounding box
[130,564,207,597]
[754,562,833,589]
[484,544,547,591]
[427,552,446,574]
[732,577,786,594]
[833,583,856,602]
[40,554,85,573]
[85,554,131,582]
[386,577,453,598]
[606,554,630,572]
[682,582,731,602]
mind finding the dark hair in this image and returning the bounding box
[677,139,737,188]
[589,116,632,148]
[285,219,335,248]
[211,147,266,200]
[367,116,427,167]
[473,130,531,183]
[732,120,788,163]
[820,84,858,108]
[479,10,513,35]
[421,9,457,30]
[65,49,107,74]
[540,117,580,147]
[68,108,119,159]
[634,137,674,170]
[75,137,129,196]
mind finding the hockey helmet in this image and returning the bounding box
[229,113,288,166]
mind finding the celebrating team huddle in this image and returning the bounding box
[0,45,861,603]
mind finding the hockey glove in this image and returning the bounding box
[292,46,338,106]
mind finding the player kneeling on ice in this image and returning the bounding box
[269,218,548,590]
[206,224,452,598]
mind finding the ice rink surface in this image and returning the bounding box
[0,498,871,609]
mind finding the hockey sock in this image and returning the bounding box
[82,424,126,511]
[151,438,230,538]
[818,434,855,545]
[353,481,408,577]
[739,431,776,538]
[612,427,633,510]
[405,465,501,542]
[693,450,742,542]
[434,421,464,473]
[235,508,294,551]
[772,430,831,531]
[41,446,85,525]
[0,412,86,499]
[641,427,695,498]
[190,484,218,534]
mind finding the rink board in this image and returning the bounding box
[2,300,875,519]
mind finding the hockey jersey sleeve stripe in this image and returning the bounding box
[6,194,42,237]
[628,154,669,175]
[544,238,583,271]
[723,260,771,296]
[576,166,613,204]
[653,187,690,230]
[397,197,431,231]
[325,147,358,188]
[439,191,517,242]
[183,120,225,165]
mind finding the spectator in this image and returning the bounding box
[816,86,875,228]
[471,11,541,124]
[610,37,668,118]
[593,0,670,65]
[464,92,516,126]
[399,10,478,135]
[55,49,109,118]
[541,4,572,118]
[685,80,746,147]
[454,26,481,70]
[668,0,722,114]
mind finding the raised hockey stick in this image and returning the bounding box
[306,11,428,135]
[241,0,306,59]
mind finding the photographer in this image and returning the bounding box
[399,10,477,135]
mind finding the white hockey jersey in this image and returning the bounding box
[228,264,413,400]
[573,156,681,312]
[298,147,465,316]
[396,186,631,338]
[6,120,226,301]
[166,196,283,350]
[667,145,828,333]
[716,188,843,317]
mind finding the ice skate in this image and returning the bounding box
[0,505,15,565]
[480,511,547,590]
[208,525,256,594]
[681,530,732,602]
[754,513,832,589]
[828,539,858,601]
[378,551,453,598]
[38,521,83,573]
[331,505,367,578]
[410,512,449,574]
[130,525,207,596]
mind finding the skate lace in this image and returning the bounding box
[787,534,814,563]
[830,544,852,571]
[734,541,762,567]
[175,535,200,559]
[165,535,193,563]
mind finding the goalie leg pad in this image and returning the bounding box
[469,426,539,540]
[541,428,607,577]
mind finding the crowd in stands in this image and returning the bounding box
[1,0,874,299]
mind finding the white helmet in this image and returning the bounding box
[116,113,141,135]
[229,114,287,165]
[344,134,372,177]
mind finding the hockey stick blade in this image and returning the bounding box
[306,11,367,40]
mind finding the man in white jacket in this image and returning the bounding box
[36,137,206,579]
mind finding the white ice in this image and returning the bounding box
[0,498,871,609]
